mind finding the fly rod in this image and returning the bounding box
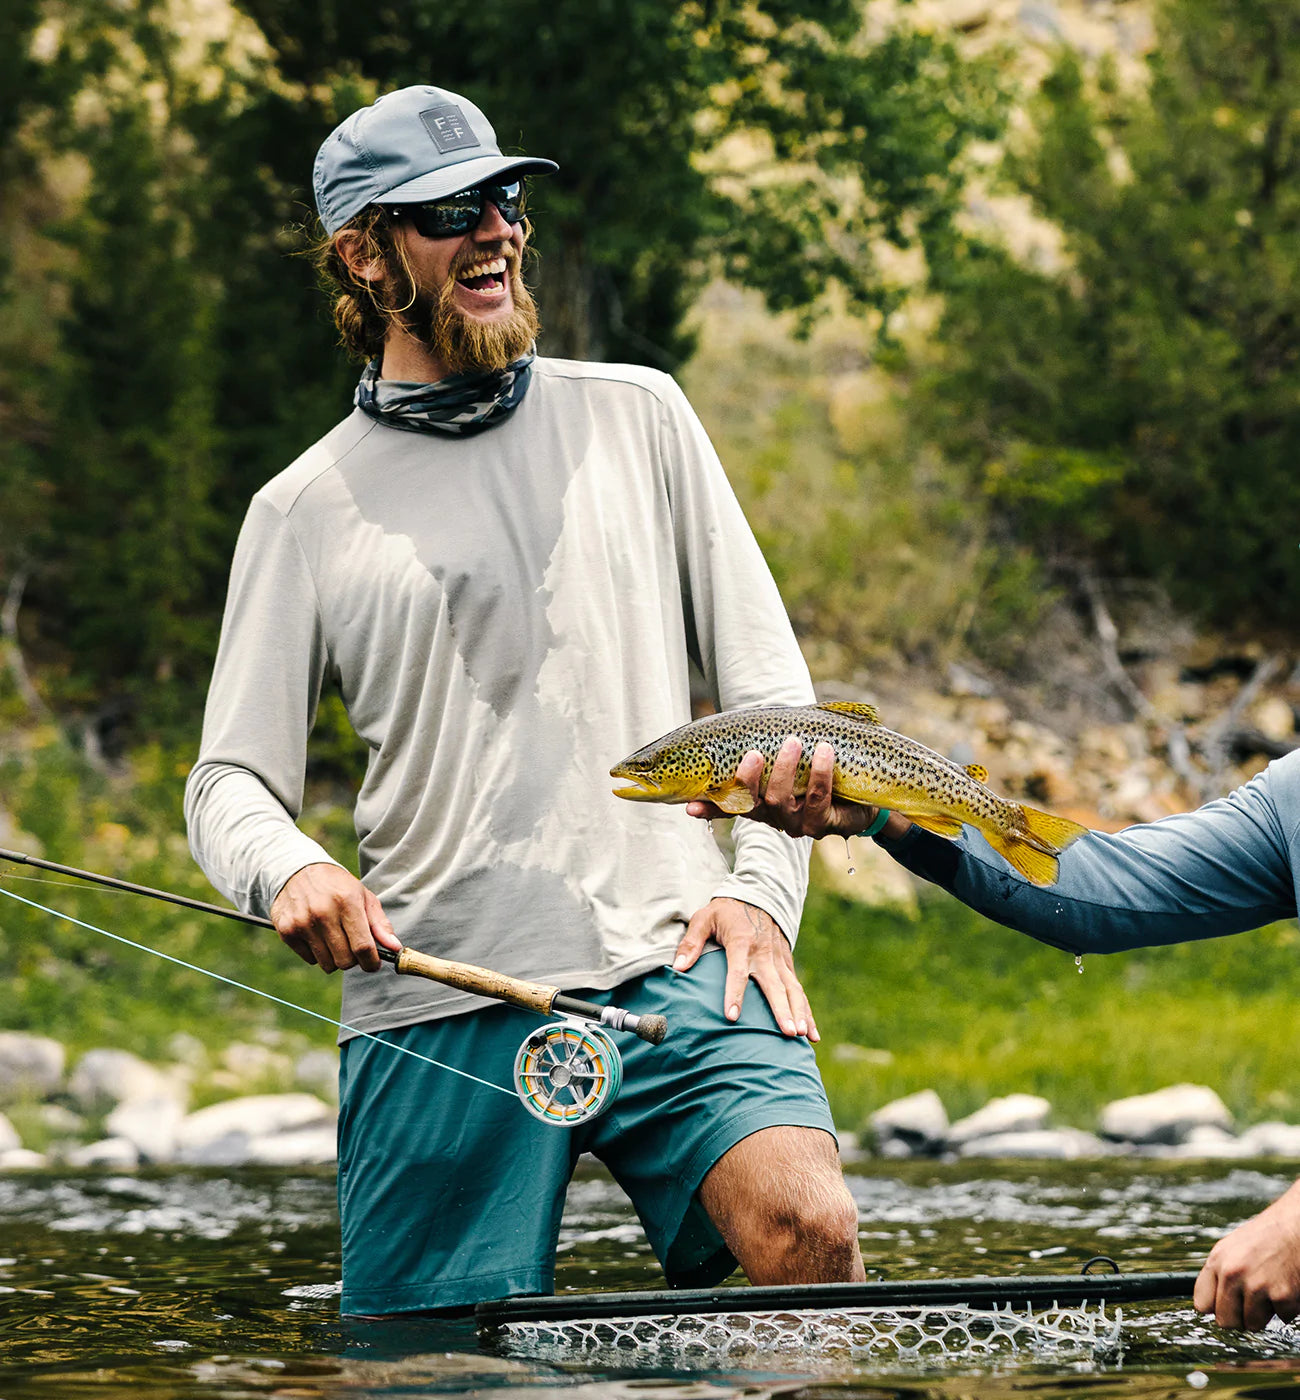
[0,846,666,1045]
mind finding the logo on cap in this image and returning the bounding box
[420,104,481,153]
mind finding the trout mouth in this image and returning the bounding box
[609,764,664,802]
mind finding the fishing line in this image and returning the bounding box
[0,884,516,1098]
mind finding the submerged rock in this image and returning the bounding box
[1099,1084,1232,1145]
[0,1033,65,1104]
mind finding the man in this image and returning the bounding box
[185,84,864,1316]
[684,737,1300,1331]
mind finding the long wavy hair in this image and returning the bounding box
[311,208,419,363]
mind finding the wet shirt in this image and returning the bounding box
[184,358,814,1037]
[886,750,1300,952]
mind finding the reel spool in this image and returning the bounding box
[513,1020,623,1126]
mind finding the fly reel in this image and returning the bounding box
[513,1020,623,1126]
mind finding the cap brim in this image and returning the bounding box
[379,155,559,207]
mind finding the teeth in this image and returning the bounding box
[458,257,507,282]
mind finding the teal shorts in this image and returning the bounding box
[337,947,837,1315]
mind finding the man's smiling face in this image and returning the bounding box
[392,198,539,375]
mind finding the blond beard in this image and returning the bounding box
[399,244,540,376]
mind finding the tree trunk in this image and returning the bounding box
[531,231,606,362]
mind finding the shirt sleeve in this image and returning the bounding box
[657,376,815,945]
[883,754,1299,954]
[183,494,345,917]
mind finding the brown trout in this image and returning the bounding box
[610,701,1089,886]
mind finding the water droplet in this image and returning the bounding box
[1075,954,1084,975]
[844,837,856,876]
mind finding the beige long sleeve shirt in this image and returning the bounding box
[185,358,814,1037]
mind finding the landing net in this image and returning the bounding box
[477,1272,1197,1366]
[487,1299,1122,1364]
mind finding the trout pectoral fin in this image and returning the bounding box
[986,832,1061,887]
[908,812,965,837]
[707,781,757,815]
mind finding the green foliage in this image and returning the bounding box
[928,0,1300,627]
[0,740,354,1061]
[1,0,1005,731]
[800,882,1300,1129]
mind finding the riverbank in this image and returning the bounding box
[1,729,1296,1143]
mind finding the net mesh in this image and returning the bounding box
[489,1299,1123,1365]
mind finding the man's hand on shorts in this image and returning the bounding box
[672,897,818,1041]
[685,738,913,842]
[270,863,401,974]
[1194,1177,1300,1329]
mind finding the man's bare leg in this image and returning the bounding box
[698,1125,865,1284]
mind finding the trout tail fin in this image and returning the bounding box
[986,807,1091,887]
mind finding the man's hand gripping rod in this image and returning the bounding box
[0,847,666,1045]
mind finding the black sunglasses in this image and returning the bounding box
[390,181,528,239]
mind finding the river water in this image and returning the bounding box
[2,1158,1299,1399]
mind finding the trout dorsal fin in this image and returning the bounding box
[816,701,882,724]
[964,763,989,783]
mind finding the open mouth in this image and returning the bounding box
[456,257,509,297]
[609,766,661,801]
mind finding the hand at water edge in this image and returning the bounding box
[1194,1176,1300,1329]
[673,896,818,1041]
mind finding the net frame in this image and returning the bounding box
[476,1272,1198,1365]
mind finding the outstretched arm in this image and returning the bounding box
[690,741,1298,955]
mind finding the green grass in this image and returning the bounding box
[801,882,1300,1132]
[3,738,1296,1137]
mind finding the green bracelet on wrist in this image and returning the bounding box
[861,808,892,839]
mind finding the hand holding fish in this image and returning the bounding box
[270,862,402,973]
[686,739,914,842]
[672,897,818,1041]
[612,702,1090,886]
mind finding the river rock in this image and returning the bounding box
[106,1094,187,1163]
[39,1104,86,1136]
[1238,1122,1300,1158]
[0,1113,19,1154]
[947,1094,1052,1146]
[871,1090,948,1155]
[68,1049,179,1112]
[0,1033,65,1103]
[243,1125,337,1166]
[958,1128,1111,1160]
[0,1148,47,1170]
[293,1049,339,1103]
[1099,1084,1232,1145]
[1164,1125,1254,1160]
[66,1137,140,1169]
[175,1093,334,1166]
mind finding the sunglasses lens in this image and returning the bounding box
[485,181,526,223]
[400,181,527,238]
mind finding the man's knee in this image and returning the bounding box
[700,1126,863,1283]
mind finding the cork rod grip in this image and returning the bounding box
[394,947,558,1015]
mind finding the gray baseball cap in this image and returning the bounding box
[313,84,559,236]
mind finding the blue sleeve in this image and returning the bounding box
[883,755,1299,954]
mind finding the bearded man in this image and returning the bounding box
[184,85,863,1316]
